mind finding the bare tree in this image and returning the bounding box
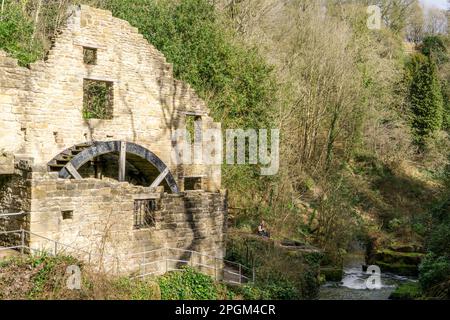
[406,0,424,42]
[448,0,450,33]
[31,0,43,41]
[425,7,448,35]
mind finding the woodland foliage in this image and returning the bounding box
[0,0,449,298]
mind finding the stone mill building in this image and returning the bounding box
[0,5,227,275]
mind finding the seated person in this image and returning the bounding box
[257,220,270,238]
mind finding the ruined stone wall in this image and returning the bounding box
[0,5,226,275]
[0,152,14,175]
[0,164,31,246]
[0,5,221,191]
[29,174,227,274]
[0,51,29,156]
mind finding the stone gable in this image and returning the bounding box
[0,5,227,276]
[0,4,221,192]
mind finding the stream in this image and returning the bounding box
[319,252,417,300]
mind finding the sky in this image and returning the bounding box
[420,0,449,10]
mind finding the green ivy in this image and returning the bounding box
[0,2,43,66]
[157,267,223,300]
[100,0,275,129]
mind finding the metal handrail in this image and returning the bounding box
[25,230,92,258]
[0,229,92,262]
[0,245,23,251]
[1,230,255,283]
[0,229,23,235]
[133,246,255,285]
[134,247,253,272]
[0,211,26,218]
[0,229,120,273]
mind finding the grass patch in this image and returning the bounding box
[389,282,422,300]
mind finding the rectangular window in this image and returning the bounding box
[186,115,196,144]
[184,177,202,190]
[134,199,157,229]
[185,115,202,143]
[83,47,97,65]
[61,210,74,220]
[83,79,114,120]
[186,115,202,163]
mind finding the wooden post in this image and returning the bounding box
[118,141,127,181]
[66,163,82,180]
[150,167,169,189]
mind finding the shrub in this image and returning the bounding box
[427,198,450,257]
[113,277,161,300]
[0,1,43,66]
[419,254,450,293]
[157,266,225,300]
[389,282,422,300]
[226,233,321,300]
[421,36,448,65]
[428,222,450,257]
[254,268,299,300]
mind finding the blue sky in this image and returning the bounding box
[420,0,448,9]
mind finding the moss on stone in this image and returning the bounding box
[372,249,424,266]
[375,261,419,276]
[320,267,343,282]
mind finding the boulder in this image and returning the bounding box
[367,249,424,276]
[320,266,343,282]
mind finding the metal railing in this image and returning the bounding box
[0,229,92,261]
[132,247,255,285]
[0,229,121,273]
[0,211,26,218]
[1,230,254,285]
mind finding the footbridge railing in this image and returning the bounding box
[132,247,255,285]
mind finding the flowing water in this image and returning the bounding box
[319,252,417,300]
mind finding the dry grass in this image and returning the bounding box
[0,254,160,300]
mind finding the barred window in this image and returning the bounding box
[134,199,157,229]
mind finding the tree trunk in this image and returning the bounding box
[31,0,43,42]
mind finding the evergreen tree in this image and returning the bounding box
[408,53,444,145]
